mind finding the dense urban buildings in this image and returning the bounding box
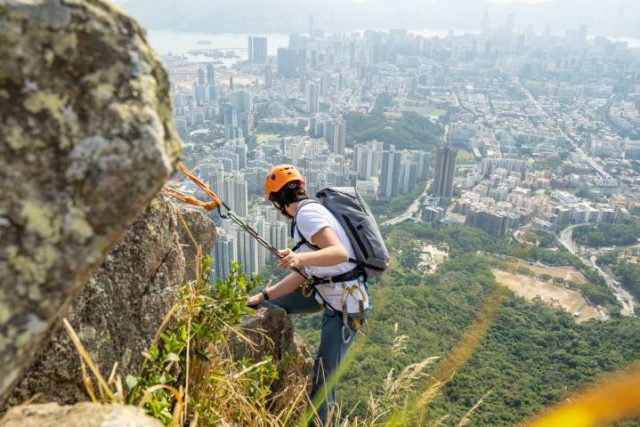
[161,22,640,279]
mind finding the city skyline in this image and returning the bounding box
[119,0,640,38]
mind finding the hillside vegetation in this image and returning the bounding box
[346,93,443,151]
[573,223,640,248]
[294,224,640,425]
[388,223,619,309]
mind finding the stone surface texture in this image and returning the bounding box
[0,0,182,403]
[0,402,162,427]
[232,307,313,415]
[4,197,217,409]
[176,207,218,282]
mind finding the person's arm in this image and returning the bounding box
[278,226,349,269]
[247,271,306,306]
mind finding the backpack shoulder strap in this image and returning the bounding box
[291,200,359,268]
[291,200,321,251]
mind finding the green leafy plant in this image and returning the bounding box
[124,259,275,425]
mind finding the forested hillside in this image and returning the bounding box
[346,94,443,151]
[294,224,640,425]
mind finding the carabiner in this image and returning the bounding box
[301,277,315,297]
[342,324,352,344]
[217,204,230,219]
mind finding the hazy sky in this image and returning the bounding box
[119,0,639,38]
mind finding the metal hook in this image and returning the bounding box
[342,324,352,344]
[217,204,229,219]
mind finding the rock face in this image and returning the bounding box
[177,208,218,282]
[231,307,313,415]
[0,402,162,427]
[4,197,217,408]
[0,0,181,402]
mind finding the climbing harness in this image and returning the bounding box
[166,162,369,343]
[291,200,370,343]
[340,283,368,344]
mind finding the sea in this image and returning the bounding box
[146,29,640,65]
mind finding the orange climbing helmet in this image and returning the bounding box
[265,164,305,200]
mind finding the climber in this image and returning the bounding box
[246,164,369,427]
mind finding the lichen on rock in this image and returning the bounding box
[0,0,182,403]
[3,196,218,410]
[4,196,186,408]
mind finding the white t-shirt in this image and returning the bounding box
[293,201,370,314]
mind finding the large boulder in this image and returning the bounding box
[0,402,162,427]
[4,197,217,408]
[0,0,181,403]
[231,307,313,415]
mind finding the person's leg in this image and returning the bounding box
[309,311,358,427]
[266,288,322,314]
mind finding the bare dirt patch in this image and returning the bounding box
[418,244,449,274]
[492,269,602,322]
[499,258,588,284]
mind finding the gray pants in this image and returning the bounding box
[267,288,363,427]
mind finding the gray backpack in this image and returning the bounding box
[293,187,390,280]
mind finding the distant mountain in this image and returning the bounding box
[117,0,640,38]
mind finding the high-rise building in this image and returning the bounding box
[213,234,238,281]
[192,67,209,105]
[466,210,513,237]
[309,115,325,138]
[264,65,273,88]
[231,217,288,278]
[432,145,457,205]
[399,154,418,194]
[411,150,430,180]
[248,36,267,62]
[325,117,347,154]
[206,63,215,85]
[236,223,259,277]
[231,90,253,136]
[231,90,253,113]
[205,63,218,103]
[380,144,402,198]
[223,105,240,139]
[353,140,384,180]
[306,82,319,114]
[212,171,248,217]
[192,82,206,106]
[277,48,298,77]
[480,158,528,178]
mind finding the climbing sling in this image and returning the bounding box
[165,162,314,281]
